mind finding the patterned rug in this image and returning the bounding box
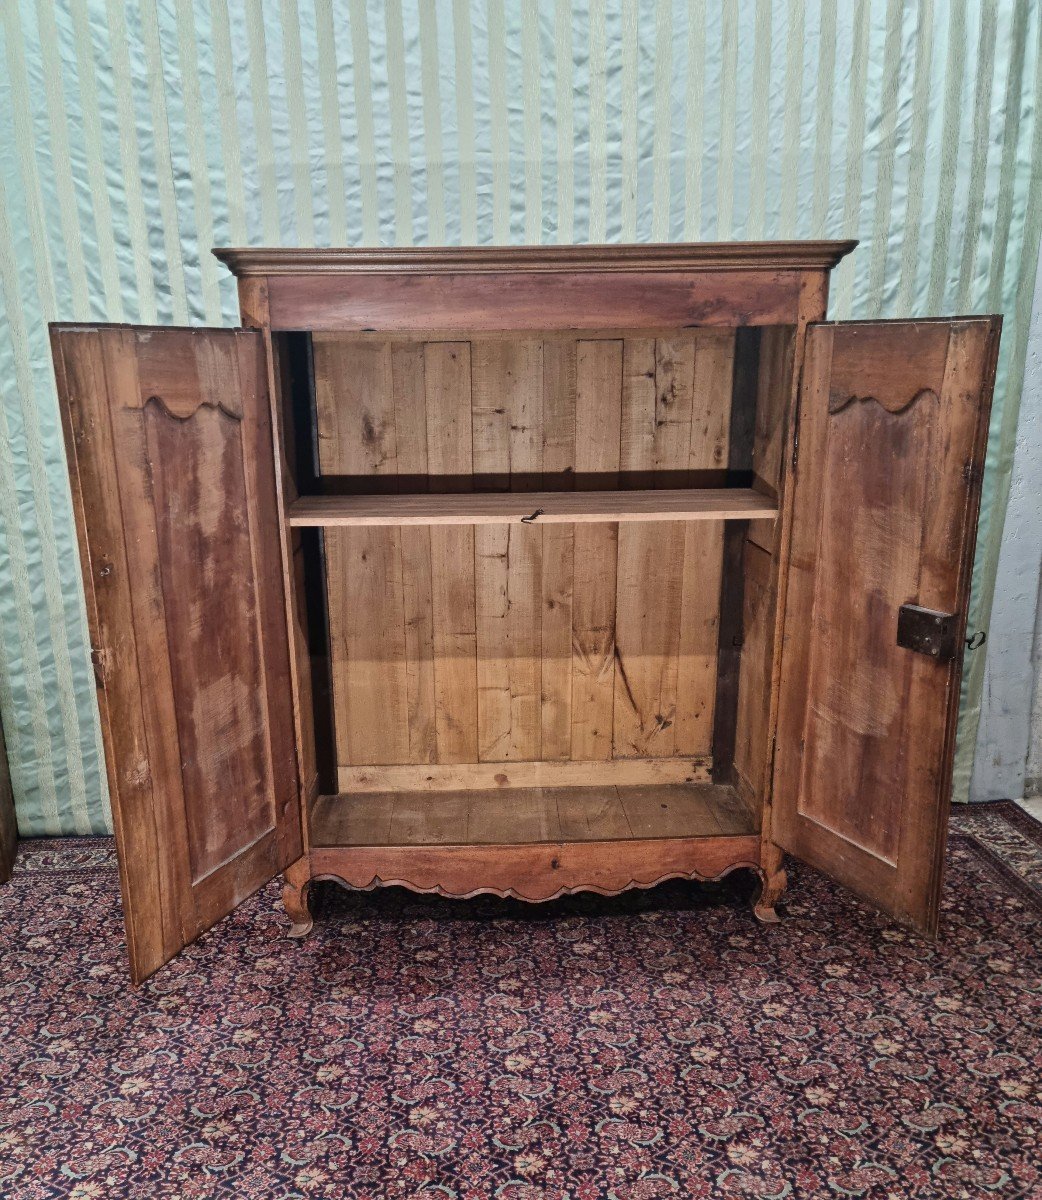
[1,803,1040,1200]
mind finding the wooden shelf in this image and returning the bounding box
[310,783,757,848]
[288,487,777,528]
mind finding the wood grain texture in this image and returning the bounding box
[733,540,773,796]
[241,291,318,864]
[772,317,1001,935]
[310,782,756,846]
[755,271,830,901]
[674,332,736,755]
[214,241,859,275]
[570,340,623,759]
[338,756,712,792]
[308,836,762,904]
[540,340,577,759]
[51,324,301,982]
[315,338,410,767]
[473,340,544,762]
[287,488,777,526]
[426,342,479,763]
[312,332,744,778]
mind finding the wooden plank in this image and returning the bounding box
[712,328,759,782]
[310,792,395,846]
[748,325,795,553]
[473,340,544,762]
[733,540,773,797]
[425,342,479,762]
[539,340,577,759]
[239,291,313,865]
[674,332,733,756]
[552,788,633,841]
[388,792,470,845]
[674,524,725,755]
[540,340,577,759]
[613,339,687,759]
[714,781,761,835]
[263,269,809,332]
[310,835,762,899]
[338,756,712,792]
[618,785,729,839]
[757,272,831,911]
[314,337,410,766]
[570,341,623,760]
[688,331,736,486]
[287,487,778,526]
[216,241,859,275]
[311,783,752,847]
[392,343,437,764]
[467,789,563,843]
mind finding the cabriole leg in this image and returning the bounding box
[752,843,787,924]
[282,855,314,939]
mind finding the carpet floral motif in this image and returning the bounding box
[1,803,1040,1199]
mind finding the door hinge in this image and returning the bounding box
[896,605,959,663]
[90,646,107,689]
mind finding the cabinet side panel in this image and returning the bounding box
[733,326,795,796]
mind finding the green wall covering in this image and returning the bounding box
[1,0,1040,835]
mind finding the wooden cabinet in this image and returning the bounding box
[50,243,1000,982]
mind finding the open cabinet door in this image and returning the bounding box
[772,318,1000,935]
[52,326,301,982]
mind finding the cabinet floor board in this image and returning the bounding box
[309,782,757,848]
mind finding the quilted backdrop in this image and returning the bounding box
[0,0,1040,833]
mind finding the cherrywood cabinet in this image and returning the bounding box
[51,243,1000,982]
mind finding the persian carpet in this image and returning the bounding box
[1,802,1040,1199]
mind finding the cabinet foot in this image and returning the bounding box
[752,865,787,924]
[282,857,314,940]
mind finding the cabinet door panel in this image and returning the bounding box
[52,325,301,981]
[772,318,999,934]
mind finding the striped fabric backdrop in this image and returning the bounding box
[1,0,1039,834]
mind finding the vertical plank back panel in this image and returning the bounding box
[539,341,578,759]
[312,331,744,780]
[472,341,545,761]
[674,333,736,756]
[569,340,623,760]
[314,338,410,766]
[425,344,479,763]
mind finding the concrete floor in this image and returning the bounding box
[1017,797,1042,822]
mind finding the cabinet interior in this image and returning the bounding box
[273,325,796,851]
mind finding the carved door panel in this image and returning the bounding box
[772,318,1000,934]
[52,326,301,981]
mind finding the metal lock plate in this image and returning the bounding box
[896,604,959,662]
